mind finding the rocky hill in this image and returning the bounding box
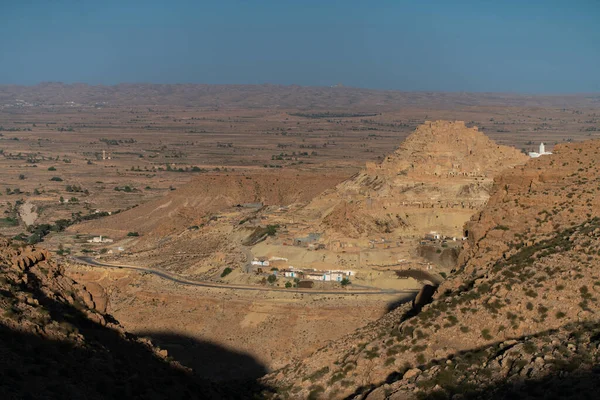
[261,139,600,399]
[0,238,265,399]
[71,170,346,240]
[302,121,528,239]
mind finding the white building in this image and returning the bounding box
[330,271,345,282]
[304,269,354,281]
[283,269,299,278]
[529,142,552,158]
[87,235,113,244]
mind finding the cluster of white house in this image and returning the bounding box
[251,257,354,282]
[279,267,355,282]
[423,231,466,242]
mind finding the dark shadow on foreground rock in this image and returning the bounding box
[386,284,438,314]
[138,331,268,382]
[0,269,272,399]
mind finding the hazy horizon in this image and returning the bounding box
[1,0,599,94]
[4,81,600,97]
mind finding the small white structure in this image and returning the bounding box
[425,231,441,241]
[330,271,345,282]
[529,143,552,158]
[251,258,270,267]
[282,267,299,278]
[87,235,113,244]
[269,256,288,262]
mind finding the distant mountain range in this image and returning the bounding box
[1,83,599,109]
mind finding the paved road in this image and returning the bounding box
[72,256,420,297]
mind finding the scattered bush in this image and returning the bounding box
[221,267,232,278]
[523,342,537,354]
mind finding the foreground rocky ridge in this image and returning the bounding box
[262,139,600,399]
[0,238,261,399]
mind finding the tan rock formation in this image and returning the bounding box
[302,121,528,239]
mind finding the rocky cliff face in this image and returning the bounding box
[261,140,600,399]
[304,121,528,239]
[0,238,261,399]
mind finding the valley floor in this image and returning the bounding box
[65,263,415,380]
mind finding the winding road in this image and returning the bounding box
[72,256,421,297]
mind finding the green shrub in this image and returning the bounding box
[127,231,139,237]
[265,224,279,236]
[308,385,325,400]
[306,367,329,382]
[523,342,537,354]
[364,346,380,359]
[221,267,232,278]
[524,289,538,298]
[329,372,345,384]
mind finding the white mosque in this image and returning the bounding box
[528,142,552,158]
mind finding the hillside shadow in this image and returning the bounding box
[386,291,419,313]
[137,331,268,382]
[0,268,272,399]
[386,284,438,314]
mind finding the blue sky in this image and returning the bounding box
[1,0,599,92]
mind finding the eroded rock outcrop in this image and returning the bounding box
[304,121,528,239]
